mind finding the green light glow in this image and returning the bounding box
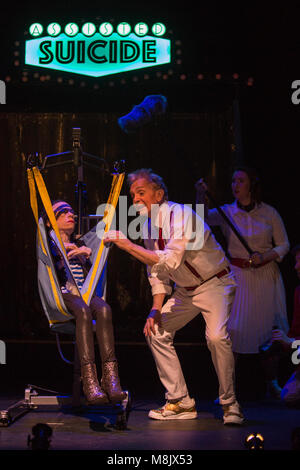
[47,23,61,37]
[64,23,79,37]
[116,22,131,36]
[25,32,171,78]
[99,22,114,36]
[152,23,166,36]
[29,23,43,37]
[82,22,96,37]
[29,22,167,38]
[134,22,148,36]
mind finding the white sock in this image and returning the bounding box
[180,396,195,407]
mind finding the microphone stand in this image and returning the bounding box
[72,128,85,236]
[39,127,110,236]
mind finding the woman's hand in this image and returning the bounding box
[67,244,92,260]
[250,252,264,266]
[272,329,294,346]
[64,242,78,252]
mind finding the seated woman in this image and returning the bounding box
[44,200,125,405]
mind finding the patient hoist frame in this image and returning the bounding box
[0,129,131,429]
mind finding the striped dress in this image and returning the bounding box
[206,201,290,353]
[61,257,85,293]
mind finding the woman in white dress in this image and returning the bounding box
[196,167,290,397]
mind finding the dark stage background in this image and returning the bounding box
[0,3,300,344]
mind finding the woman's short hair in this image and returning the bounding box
[127,168,168,201]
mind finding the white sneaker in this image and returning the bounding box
[222,401,244,425]
[149,400,197,420]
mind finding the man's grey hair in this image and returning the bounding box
[127,168,168,201]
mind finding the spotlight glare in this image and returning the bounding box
[245,432,264,450]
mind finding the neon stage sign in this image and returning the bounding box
[25,22,171,77]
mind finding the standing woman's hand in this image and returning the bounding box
[250,252,264,266]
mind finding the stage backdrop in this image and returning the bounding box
[0,108,238,341]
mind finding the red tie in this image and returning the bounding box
[158,227,165,250]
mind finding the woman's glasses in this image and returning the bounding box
[54,206,77,219]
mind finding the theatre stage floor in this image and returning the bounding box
[0,341,299,455]
[0,396,299,453]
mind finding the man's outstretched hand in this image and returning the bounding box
[104,230,133,251]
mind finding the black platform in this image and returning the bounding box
[0,341,299,454]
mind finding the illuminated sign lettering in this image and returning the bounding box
[25,22,171,77]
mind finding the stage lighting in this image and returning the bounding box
[27,423,53,450]
[245,432,264,450]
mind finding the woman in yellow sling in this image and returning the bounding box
[44,199,125,405]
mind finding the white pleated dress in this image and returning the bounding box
[206,201,290,353]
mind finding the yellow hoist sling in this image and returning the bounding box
[27,165,124,333]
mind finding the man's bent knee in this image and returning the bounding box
[206,332,231,347]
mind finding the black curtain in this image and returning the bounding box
[0,108,235,341]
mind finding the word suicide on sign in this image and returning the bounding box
[25,22,171,77]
